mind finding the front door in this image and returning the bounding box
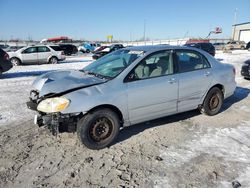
[125,50,178,124]
[21,47,38,64]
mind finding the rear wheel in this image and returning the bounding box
[49,57,58,64]
[10,57,21,66]
[86,49,90,53]
[200,87,223,116]
[77,108,120,150]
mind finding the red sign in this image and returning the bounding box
[215,27,222,34]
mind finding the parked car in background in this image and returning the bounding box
[224,41,246,50]
[78,42,101,53]
[92,44,124,60]
[246,42,250,50]
[241,59,250,79]
[0,48,12,75]
[58,44,78,55]
[184,42,215,56]
[212,42,225,50]
[8,45,65,65]
[4,46,25,52]
[0,44,10,50]
[93,45,108,53]
[27,45,236,149]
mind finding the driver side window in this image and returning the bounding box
[22,47,37,54]
[132,51,173,80]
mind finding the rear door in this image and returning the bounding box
[37,46,51,63]
[175,49,213,112]
[20,47,38,64]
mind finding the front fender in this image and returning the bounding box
[61,84,130,126]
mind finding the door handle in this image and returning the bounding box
[204,71,211,76]
[168,78,176,84]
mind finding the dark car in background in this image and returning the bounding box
[212,42,225,50]
[0,49,12,75]
[58,44,78,56]
[241,59,250,79]
[0,44,10,50]
[184,42,215,56]
[246,42,250,50]
[92,44,124,60]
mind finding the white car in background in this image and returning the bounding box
[8,45,66,65]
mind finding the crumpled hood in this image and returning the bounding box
[32,70,106,97]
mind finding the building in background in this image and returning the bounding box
[232,22,250,43]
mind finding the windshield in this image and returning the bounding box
[83,49,144,78]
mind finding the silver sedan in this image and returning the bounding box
[27,45,236,149]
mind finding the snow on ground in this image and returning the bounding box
[0,55,92,127]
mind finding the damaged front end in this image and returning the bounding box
[26,69,108,136]
[27,90,80,135]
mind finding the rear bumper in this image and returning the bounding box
[59,56,66,61]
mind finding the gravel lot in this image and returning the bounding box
[0,51,250,188]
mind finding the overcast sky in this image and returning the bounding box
[0,0,250,41]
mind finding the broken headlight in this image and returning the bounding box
[37,97,70,113]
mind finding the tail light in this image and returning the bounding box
[4,53,9,61]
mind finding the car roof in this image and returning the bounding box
[124,45,194,52]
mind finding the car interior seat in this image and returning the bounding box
[134,60,149,79]
[149,56,169,77]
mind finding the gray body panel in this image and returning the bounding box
[32,45,236,127]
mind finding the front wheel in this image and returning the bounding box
[10,57,21,66]
[200,87,223,116]
[77,108,120,150]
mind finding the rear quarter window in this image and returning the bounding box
[50,46,62,51]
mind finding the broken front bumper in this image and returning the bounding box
[26,90,79,135]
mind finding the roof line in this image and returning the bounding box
[232,22,250,26]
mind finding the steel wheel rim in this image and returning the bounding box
[209,94,220,111]
[11,59,18,66]
[51,58,57,64]
[89,117,113,142]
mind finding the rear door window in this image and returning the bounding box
[37,46,50,53]
[50,46,62,51]
[176,50,210,73]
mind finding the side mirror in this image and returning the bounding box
[124,72,137,82]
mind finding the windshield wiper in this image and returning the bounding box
[84,71,112,80]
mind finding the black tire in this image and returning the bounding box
[200,87,223,116]
[10,57,21,66]
[77,108,120,150]
[241,46,245,50]
[49,57,58,64]
[86,49,90,53]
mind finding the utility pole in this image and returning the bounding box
[232,8,238,41]
[143,19,146,43]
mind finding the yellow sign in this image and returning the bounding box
[107,35,113,40]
